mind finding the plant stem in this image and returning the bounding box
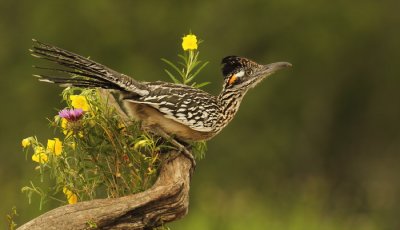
[183,50,195,84]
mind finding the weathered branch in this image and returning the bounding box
[18,153,193,230]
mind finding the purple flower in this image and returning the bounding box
[59,108,84,121]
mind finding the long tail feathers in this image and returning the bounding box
[30,39,149,96]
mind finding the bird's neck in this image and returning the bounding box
[216,88,247,130]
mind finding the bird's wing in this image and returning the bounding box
[126,82,220,132]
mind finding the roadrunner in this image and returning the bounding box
[31,40,291,152]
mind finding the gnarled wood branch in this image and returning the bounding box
[18,153,193,230]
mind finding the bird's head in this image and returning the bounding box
[221,56,291,91]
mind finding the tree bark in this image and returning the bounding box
[18,153,193,230]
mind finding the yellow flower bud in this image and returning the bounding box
[134,139,150,150]
[22,138,31,148]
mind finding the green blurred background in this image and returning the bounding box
[1,0,400,229]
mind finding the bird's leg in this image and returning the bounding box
[152,126,196,169]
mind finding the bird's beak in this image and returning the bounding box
[256,62,292,77]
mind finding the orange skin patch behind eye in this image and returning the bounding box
[229,74,237,85]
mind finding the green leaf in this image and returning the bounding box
[192,52,200,67]
[164,70,181,84]
[177,54,187,63]
[191,141,207,160]
[194,81,211,88]
[161,58,183,77]
[184,75,193,84]
[187,61,209,82]
[177,61,185,67]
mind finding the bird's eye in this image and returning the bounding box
[246,69,253,76]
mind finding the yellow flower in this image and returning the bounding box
[63,187,78,204]
[22,138,31,148]
[182,34,198,51]
[47,138,63,156]
[70,95,90,111]
[61,118,68,134]
[32,147,48,163]
[61,118,73,137]
[134,139,150,150]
